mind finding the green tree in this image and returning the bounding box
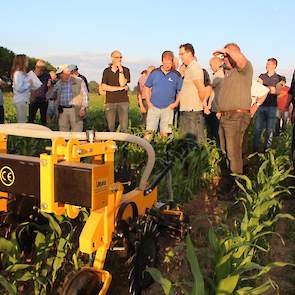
[88,80,99,93]
[0,46,55,84]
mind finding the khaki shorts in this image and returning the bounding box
[146,106,174,133]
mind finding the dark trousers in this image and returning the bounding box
[179,111,205,145]
[28,100,48,126]
[105,102,129,132]
[219,112,251,174]
[205,112,219,143]
[0,106,4,124]
[275,110,288,135]
[140,100,148,128]
[253,106,277,151]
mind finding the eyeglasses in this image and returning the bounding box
[113,56,122,59]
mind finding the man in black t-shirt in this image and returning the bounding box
[253,58,282,151]
[101,50,130,132]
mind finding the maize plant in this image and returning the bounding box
[149,150,295,295]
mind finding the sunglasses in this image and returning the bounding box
[113,56,122,59]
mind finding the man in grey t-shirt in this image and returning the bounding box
[214,43,253,197]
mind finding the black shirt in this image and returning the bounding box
[259,73,282,107]
[35,71,51,102]
[102,66,130,103]
[78,73,89,92]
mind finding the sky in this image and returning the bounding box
[1,0,295,87]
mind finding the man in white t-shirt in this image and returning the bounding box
[178,43,211,144]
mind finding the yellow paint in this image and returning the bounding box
[1,134,165,295]
[40,153,65,215]
[0,133,7,153]
[0,191,7,212]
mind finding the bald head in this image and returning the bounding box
[111,50,123,66]
[111,50,122,57]
[210,56,223,73]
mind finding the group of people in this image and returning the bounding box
[8,55,89,131]
[1,43,295,197]
[101,43,294,196]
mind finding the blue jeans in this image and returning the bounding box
[254,106,277,151]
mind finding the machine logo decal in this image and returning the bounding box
[0,166,15,186]
[95,179,107,192]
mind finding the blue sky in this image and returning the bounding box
[2,0,295,86]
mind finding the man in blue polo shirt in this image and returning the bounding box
[144,51,183,137]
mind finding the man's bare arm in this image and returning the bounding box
[225,47,248,69]
[101,83,127,92]
[193,79,211,102]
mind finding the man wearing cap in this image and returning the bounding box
[101,50,130,132]
[47,64,88,132]
[28,59,51,125]
[69,65,89,92]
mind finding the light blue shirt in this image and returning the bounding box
[12,71,31,104]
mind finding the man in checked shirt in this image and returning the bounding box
[47,64,88,132]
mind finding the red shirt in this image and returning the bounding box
[278,85,290,111]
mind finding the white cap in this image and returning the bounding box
[56,64,70,74]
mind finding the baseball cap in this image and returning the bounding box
[68,64,78,72]
[56,64,70,74]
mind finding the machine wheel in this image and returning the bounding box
[128,220,159,295]
[61,268,104,295]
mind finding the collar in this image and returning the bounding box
[266,72,277,78]
[187,59,197,68]
[160,66,172,75]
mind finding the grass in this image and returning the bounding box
[3,92,142,129]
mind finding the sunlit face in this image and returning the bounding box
[179,47,190,65]
[210,58,221,72]
[266,60,277,72]
[111,51,123,65]
[60,70,71,81]
[162,58,173,71]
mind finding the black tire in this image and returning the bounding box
[61,268,104,295]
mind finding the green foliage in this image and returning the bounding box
[88,80,99,93]
[0,46,55,85]
[0,210,93,294]
[148,235,206,295]
[150,149,295,294]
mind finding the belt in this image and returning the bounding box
[60,105,74,108]
[220,109,250,116]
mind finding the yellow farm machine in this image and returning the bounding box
[0,123,188,295]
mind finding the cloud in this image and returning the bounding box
[43,52,159,88]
